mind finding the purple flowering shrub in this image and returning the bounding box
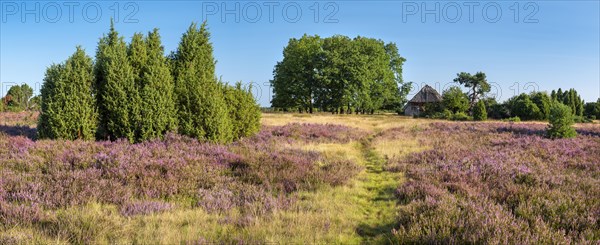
[262,123,368,143]
[387,122,600,243]
[0,123,362,228]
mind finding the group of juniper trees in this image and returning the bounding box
[38,21,261,143]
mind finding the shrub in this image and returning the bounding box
[37,47,98,140]
[508,94,542,121]
[547,102,577,139]
[503,116,521,122]
[442,86,469,114]
[451,112,471,121]
[222,82,261,140]
[427,109,453,120]
[473,100,487,121]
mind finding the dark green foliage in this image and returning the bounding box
[550,88,585,117]
[421,102,445,118]
[586,98,600,119]
[382,43,411,113]
[95,21,141,142]
[272,34,322,113]
[128,32,148,88]
[508,94,542,121]
[450,112,472,121]
[29,95,41,111]
[38,47,97,140]
[482,98,510,119]
[223,82,262,140]
[473,100,487,121]
[271,34,409,114]
[173,22,233,143]
[3,84,33,111]
[36,21,260,143]
[442,86,469,114]
[547,102,577,139]
[530,92,551,120]
[583,102,598,119]
[504,116,521,122]
[597,98,600,118]
[453,72,491,112]
[135,29,178,141]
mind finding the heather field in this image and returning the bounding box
[1,112,599,244]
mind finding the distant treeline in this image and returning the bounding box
[424,76,600,122]
[37,21,261,143]
[270,34,412,114]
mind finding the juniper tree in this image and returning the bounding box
[223,82,261,140]
[473,99,487,121]
[128,32,148,88]
[136,28,178,141]
[38,47,97,140]
[547,102,577,139]
[95,20,141,142]
[173,22,233,143]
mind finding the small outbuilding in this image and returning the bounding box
[404,85,442,116]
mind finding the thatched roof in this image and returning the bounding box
[407,85,442,103]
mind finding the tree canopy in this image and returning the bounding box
[453,72,491,112]
[271,34,410,114]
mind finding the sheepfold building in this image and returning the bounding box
[404,85,442,116]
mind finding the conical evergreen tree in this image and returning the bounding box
[173,22,232,143]
[557,88,563,102]
[223,82,261,140]
[95,20,141,142]
[136,28,178,141]
[576,95,584,117]
[128,32,148,88]
[38,47,97,140]
[473,99,487,121]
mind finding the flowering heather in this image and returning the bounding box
[0,123,361,230]
[386,122,600,243]
[0,111,38,126]
[261,123,368,144]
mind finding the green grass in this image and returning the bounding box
[354,137,404,244]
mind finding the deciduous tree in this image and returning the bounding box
[453,72,491,112]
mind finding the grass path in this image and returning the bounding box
[352,136,404,244]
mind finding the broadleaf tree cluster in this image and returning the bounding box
[271,34,411,114]
[482,88,594,122]
[1,84,34,112]
[38,21,261,143]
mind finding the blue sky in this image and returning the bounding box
[1,1,599,106]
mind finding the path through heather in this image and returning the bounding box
[353,135,404,243]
